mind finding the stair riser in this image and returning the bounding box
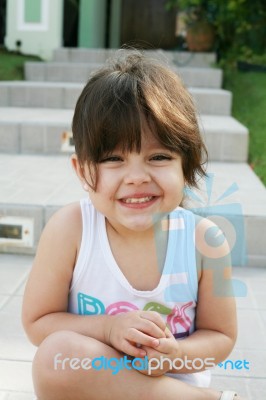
[0,85,232,115]
[53,48,124,63]
[25,62,223,89]
[0,123,70,154]
[25,63,104,84]
[178,69,222,89]
[53,48,216,68]
[0,205,43,255]
[203,131,248,162]
[0,85,82,109]
[192,90,232,116]
[0,122,248,162]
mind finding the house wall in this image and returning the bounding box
[109,0,121,48]
[5,0,63,59]
[78,0,106,48]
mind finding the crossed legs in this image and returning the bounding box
[32,330,232,400]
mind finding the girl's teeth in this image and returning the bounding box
[123,196,153,204]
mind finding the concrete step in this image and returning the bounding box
[0,81,82,110]
[24,61,223,89]
[0,154,265,267]
[0,107,72,154]
[199,115,248,162]
[177,67,222,89]
[53,48,216,68]
[24,61,104,84]
[0,108,248,162]
[0,82,232,115]
[191,88,231,116]
[53,48,127,63]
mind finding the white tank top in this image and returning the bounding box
[68,198,211,387]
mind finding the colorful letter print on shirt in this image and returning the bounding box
[77,293,195,339]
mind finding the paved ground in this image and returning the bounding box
[0,254,265,399]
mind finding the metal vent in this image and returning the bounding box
[0,216,34,247]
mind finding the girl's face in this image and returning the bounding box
[73,123,185,236]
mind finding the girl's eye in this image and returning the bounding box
[100,156,123,163]
[151,154,172,161]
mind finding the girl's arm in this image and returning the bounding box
[178,215,237,365]
[22,203,165,356]
[22,202,99,345]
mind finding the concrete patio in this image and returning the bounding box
[0,253,266,399]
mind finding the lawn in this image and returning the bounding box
[223,69,266,185]
[0,48,265,185]
[0,48,41,80]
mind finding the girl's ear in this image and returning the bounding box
[71,154,90,191]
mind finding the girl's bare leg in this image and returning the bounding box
[33,330,223,400]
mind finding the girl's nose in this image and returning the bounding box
[123,162,151,186]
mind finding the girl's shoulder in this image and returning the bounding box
[46,201,82,229]
[41,201,83,251]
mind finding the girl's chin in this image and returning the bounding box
[119,216,155,232]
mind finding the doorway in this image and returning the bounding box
[63,0,80,47]
[0,0,6,46]
[120,0,176,49]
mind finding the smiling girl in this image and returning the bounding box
[22,50,244,400]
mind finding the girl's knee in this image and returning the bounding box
[33,330,78,369]
[32,330,102,399]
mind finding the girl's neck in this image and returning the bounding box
[105,217,168,244]
[105,217,169,283]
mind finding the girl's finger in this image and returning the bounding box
[126,328,161,349]
[139,311,167,334]
[165,326,175,339]
[133,318,166,340]
[121,340,147,358]
[152,336,177,353]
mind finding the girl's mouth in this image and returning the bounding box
[119,196,158,208]
[122,196,154,204]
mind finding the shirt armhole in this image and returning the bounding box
[69,198,91,293]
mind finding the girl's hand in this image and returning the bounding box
[105,311,167,358]
[137,327,182,376]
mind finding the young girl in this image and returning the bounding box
[22,50,244,400]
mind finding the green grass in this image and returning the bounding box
[223,69,266,186]
[0,48,41,80]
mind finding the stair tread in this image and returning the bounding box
[26,60,222,71]
[0,154,265,217]
[0,81,83,88]
[0,81,228,93]
[0,107,72,123]
[24,62,222,88]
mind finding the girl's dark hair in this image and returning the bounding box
[72,50,207,190]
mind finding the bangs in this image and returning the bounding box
[75,71,144,163]
[94,91,143,160]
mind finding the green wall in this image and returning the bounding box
[78,0,106,48]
